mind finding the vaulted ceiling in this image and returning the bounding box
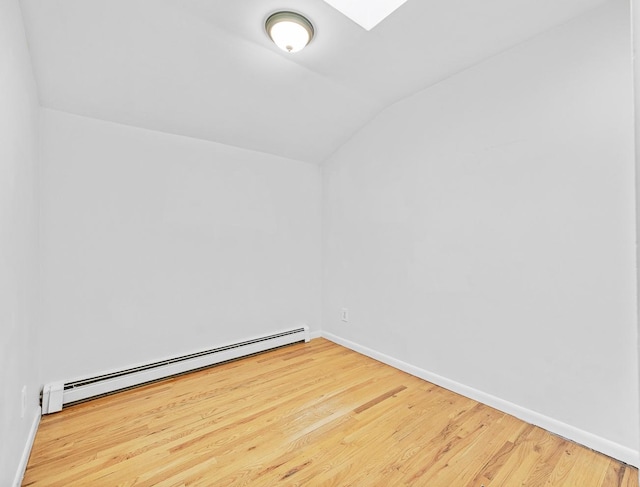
[21,0,607,163]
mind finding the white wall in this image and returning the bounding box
[40,109,321,384]
[0,0,41,484]
[632,0,640,475]
[323,0,639,458]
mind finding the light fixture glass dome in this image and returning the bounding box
[266,11,314,53]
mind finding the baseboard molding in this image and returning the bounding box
[321,331,640,467]
[12,407,41,487]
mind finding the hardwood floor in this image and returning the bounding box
[23,338,637,486]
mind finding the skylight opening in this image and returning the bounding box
[321,0,409,30]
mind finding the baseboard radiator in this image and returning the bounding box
[41,326,309,414]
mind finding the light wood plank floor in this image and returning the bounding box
[24,338,637,486]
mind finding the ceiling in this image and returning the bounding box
[20,0,607,163]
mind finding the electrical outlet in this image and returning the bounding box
[21,386,26,418]
[341,308,349,322]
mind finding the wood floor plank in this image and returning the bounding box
[22,338,637,486]
[621,466,639,487]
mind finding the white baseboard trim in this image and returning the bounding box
[321,331,640,467]
[13,407,41,487]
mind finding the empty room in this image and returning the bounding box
[3,0,640,485]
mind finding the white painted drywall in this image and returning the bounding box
[323,0,639,453]
[0,0,42,484]
[19,0,605,164]
[632,0,640,476]
[40,109,321,384]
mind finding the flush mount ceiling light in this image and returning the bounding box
[265,11,314,53]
